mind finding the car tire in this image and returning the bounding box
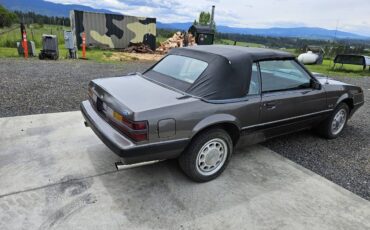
[316,103,349,139]
[178,128,233,182]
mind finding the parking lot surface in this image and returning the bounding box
[1,111,370,230]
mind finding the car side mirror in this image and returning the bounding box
[311,79,322,90]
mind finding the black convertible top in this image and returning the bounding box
[146,45,294,100]
[183,45,294,62]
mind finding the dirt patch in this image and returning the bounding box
[106,52,164,62]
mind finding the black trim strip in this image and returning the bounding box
[241,109,333,131]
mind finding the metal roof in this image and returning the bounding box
[189,25,215,34]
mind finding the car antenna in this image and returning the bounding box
[325,57,332,85]
[325,20,339,85]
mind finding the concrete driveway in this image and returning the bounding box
[1,112,370,230]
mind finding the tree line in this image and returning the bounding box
[217,32,369,50]
[0,5,18,27]
[14,10,70,27]
[0,4,70,28]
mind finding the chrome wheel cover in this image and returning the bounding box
[196,138,228,176]
[331,108,347,135]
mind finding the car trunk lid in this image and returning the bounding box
[90,74,196,119]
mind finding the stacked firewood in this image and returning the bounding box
[123,32,197,55]
[156,32,196,54]
[123,43,154,54]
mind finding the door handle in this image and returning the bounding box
[264,102,276,110]
[301,90,311,95]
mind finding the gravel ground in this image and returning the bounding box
[0,58,154,117]
[1,58,369,200]
[264,76,370,200]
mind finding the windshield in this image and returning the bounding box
[152,55,208,84]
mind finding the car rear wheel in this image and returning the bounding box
[316,103,349,139]
[178,128,233,182]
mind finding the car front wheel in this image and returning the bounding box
[317,103,349,139]
[179,128,233,182]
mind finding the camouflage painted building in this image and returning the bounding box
[70,10,156,50]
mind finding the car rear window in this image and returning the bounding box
[152,55,208,84]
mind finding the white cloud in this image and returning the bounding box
[45,0,370,36]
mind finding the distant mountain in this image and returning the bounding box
[216,26,370,40]
[2,0,369,40]
[157,22,193,31]
[0,0,113,17]
[157,22,369,40]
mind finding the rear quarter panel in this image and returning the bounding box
[136,97,261,144]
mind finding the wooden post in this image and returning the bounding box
[82,32,86,59]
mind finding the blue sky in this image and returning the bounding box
[46,0,370,36]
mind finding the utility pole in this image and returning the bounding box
[210,5,215,29]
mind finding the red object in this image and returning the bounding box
[82,32,86,59]
[111,111,148,142]
[22,31,28,59]
[127,133,148,142]
[121,116,148,130]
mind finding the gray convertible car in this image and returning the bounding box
[81,45,364,182]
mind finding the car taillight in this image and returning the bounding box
[112,111,148,142]
[127,132,148,142]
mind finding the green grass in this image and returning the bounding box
[215,39,265,48]
[284,48,299,56]
[0,47,19,58]
[0,45,124,63]
[0,24,68,48]
[56,46,122,62]
[156,35,168,43]
[304,59,370,77]
[77,48,118,62]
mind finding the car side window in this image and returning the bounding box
[248,63,260,95]
[259,60,311,93]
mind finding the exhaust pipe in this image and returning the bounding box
[115,160,161,170]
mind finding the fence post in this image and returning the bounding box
[21,23,28,59]
[82,32,86,59]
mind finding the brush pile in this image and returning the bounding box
[156,31,196,54]
[123,43,154,54]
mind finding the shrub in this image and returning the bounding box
[0,5,18,28]
[3,39,17,48]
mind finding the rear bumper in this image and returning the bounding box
[80,100,189,164]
